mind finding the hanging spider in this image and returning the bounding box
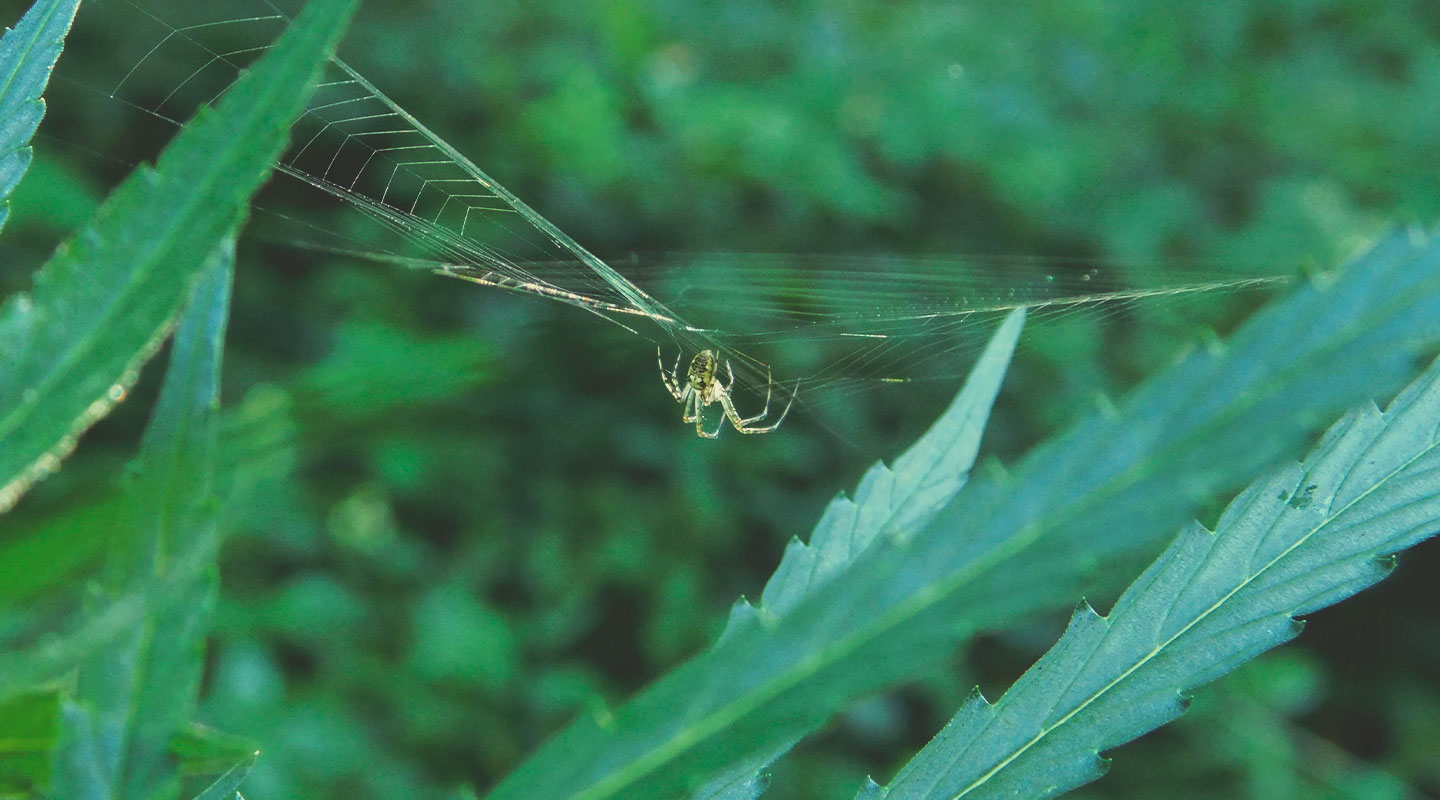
[658,347,797,438]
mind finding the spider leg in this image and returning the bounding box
[680,387,700,423]
[721,380,798,434]
[687,393,721,438]
[657,346,685,401]
[732,364,778,426]
[698,402,723,438]
[657,347,672,393]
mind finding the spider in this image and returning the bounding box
[658,347,797,438]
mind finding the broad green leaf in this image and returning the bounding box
[0,0,80,236]
[1187,662,1422,799]
[0,541,216,703]
[51,241,233,800]
[297,320,493,419]
[0,0,359,513]
[872,353,1440,799]
[692,308,1025,800]
[0,693,259,793]
[488,228,1440,800]
[0,386,298,702]
[0,496,113,604]
[0,386,298,607]
[0,688,59,796]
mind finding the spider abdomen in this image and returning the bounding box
[688,350,719,393]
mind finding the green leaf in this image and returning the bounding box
[297,319,492,419]
[487,229,1440,800]
[0,496,114,605]
[0,694,260,796]
[871,354,1440,799]
[0,688,59,796]
[0,0,80,236]
[51,240,234,800]
[0,0,359,513]
[186,752,257,800]
[0,386,299,608]
[1195,664,1423,799]
[0,551,211,703]
[690,769,771,800]
[169,723,261,782]
[0,386,296,696]
[691,308,1026,800]
[753,308,1025,622]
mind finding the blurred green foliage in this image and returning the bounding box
[2,0,1439,797]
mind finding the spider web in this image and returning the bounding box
[35,0,1292,418]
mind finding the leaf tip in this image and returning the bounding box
[964,684,994,709]
[854,776,887,800]
[1073,598,1102,621]
[716,595,761,645]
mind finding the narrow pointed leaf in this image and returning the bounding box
[875,354,1440,799]
[52,242,234,800]
[757,308,1024,621]
[0,0,80,235]
[489,228,1440,800]
[0,0,359,512]
[693,309,1025,798]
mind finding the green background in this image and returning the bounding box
[2,0,1438,797]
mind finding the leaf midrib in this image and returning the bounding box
[947,401,1440,798]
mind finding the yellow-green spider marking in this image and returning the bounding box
[658,347,797,438]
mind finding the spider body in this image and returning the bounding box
[688,350,720,395]
[659,347,796,438]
